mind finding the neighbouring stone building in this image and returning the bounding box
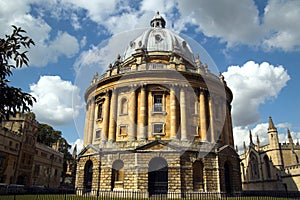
[240,117,300,191]
[0,113,64,188]
[76,12,242,196]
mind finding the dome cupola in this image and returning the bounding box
[150,11,166,28]
[123,12,195,65]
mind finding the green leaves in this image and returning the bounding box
[0,25,36,122]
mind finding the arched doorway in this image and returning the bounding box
[148,157,168,196]
[83,160,93,192]
[224,161,232,194]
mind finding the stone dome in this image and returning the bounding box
[122,12,195,65]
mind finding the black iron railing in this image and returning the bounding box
[1,188,300,200]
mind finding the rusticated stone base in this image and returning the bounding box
[75,142,242,194]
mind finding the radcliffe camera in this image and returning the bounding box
[0,2,299,200]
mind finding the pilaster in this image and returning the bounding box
[170,86,177,140]
[108,89,118,142]
[199,90,207,141]
[138,85,147,140]
[180,86,187,141]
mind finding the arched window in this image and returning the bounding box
[263,155,271,179]
[97,103,103,119]
[193,160,204,191]
[241,163,245,180]
[83,160,93,192]
[120,98,128,115]
[111,160,124,190]
[250,153,259,180]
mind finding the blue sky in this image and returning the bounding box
[1,0,299,152]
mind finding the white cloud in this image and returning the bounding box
[30,76,83,126]
[223,61,290,126]
[176,0,264,47]
[70,138,83,154]
[29,31,79,66]
[0,1,80,67]
[263,0,300,51]
[3,0,300,55]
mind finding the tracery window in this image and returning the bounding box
[250,153,259,180]
[263,155,271,179]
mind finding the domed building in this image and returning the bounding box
[76,12,241,197]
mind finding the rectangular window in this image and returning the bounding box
[120,125,127,136]
[34,165,40,176]
[95,129,101,139]
[41,152,47,158]
[153,123,165,135]
[153,95,162,112]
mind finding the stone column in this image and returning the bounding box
[199,90,207,141]
[180,87,187,141]
[148,91,152,138]
[208,96,215,142]
[83,102,90,146]
[170,87,177,140]
[108,89,118,142]
[88,100,95,144]
[138,86,147,140]
[128,88,136,141]
[101,93,110,142]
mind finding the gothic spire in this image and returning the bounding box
[268,116,277,131]
[287,128,292,139]
[257,135,260,146]
[243,141,247,153]
[72,144,77,159]
[249,130,253,144]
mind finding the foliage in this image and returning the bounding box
[37,123,74,175]
[0,25,35,122]
[37,123,62,146]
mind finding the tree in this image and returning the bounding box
[0,25,35,122]
[37,123,62,146]
[37,123,74,181]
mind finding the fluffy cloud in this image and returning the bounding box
[29,31,79,66]
[175,0,300,51]
[223,61,290,126]
[30,76,83,126]
[3,0,299,55]
[70,138,83,154]
[263,0,300,51]
[176,0,263,47]
[0,1,80,67]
